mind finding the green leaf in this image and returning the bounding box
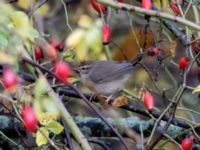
[0,34,8,49]
[85,20,102,59]
[192,85,200,94]
[46,120,64,135]
[42,97,60,117]
[10,11,39,41]
[0,27,8,49]
[35,3,49,16]
[36,127,49,147]
[33,98,43,119]
[35,76,47,99]
[0,4,13,25]
[62,48,76,61]
[27,27,39,41]
[13,62,19,73]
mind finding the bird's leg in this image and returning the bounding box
[89,94,94,102]
[89,94,99,102]
[105,93,114,105]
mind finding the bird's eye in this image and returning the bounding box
[82,67,87,70]
[80,65,90,71]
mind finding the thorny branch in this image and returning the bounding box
[21,57,130,150]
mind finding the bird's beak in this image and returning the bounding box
[73,67,80,75]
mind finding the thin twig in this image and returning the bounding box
[61,117,75,150]
[137,63,162,95]
[146,87,185,150]
[28,0,48,17]
[60,0,73,32]
[88,139,110,150]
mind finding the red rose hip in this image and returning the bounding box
[49,38,63,51]
[45,44,58,60]
[54,61,71,83]
[143,91,154,110]
[142,0,152,10]
[179,57,190,70]
[147,47,158,56]
[91,0,106,14]
[117,0,124,2]
[102,25,110,45]
[169,2,181,16]
[2,68,18,89]
[22,105,37,132]
[179,136,193,150]
[34,47,43,60]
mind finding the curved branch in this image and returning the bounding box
[96,0,200,30]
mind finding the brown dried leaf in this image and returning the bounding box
[111,96,128,107]
[170,41,177,57]
[112,28,154,61]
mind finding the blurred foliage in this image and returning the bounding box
[0,2,39,65]
[0,0,200,149]
[66,15,103,61]
[34,76,61,123]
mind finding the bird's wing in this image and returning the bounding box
[89,61,133,84]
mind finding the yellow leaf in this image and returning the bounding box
[162,0,169,10]
[17,0,31,10]
[66,29,85,48]
[192,85,200,94]
[34,99,43,119]
[153,0,161,9]
[78,15,93,28]
[170,41,177,57]
[10,11,29,29]
[111,96,128,107]
[35,4,49,16]
[75,41,88,61]
[37,112,58,126]
[10,11,30,39]
[36,127,49,147]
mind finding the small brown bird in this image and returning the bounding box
[75,60,135,103]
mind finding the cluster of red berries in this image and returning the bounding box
[1,68,37,132]
[90,1,111,45]
[1,40,70,133]
[91,0,106,14]
[19,60,71,132]
[34,38,63,61]
[34,37,71,82]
